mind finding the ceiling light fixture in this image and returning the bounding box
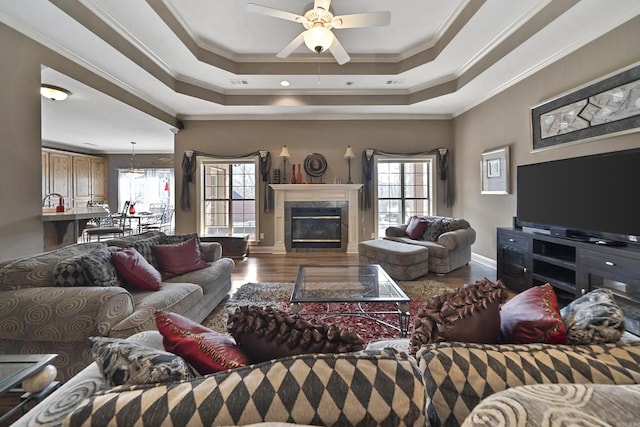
[303,25,334,53]
[122,141,144,177]
[280,80,290,87]
[40,84,71,101]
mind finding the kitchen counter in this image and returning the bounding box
[42,207,109,250]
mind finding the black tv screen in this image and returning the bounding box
[517,148,640,243]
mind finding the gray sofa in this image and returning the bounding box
[0,231,234,382]
[384,215,476,274]
[15,332,640,427]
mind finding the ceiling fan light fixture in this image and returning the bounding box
[303,25,333,53]
[40,84,71,101]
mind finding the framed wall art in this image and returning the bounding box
[531,64,640,151]
[481,146,510,194]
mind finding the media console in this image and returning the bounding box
[497,227,640,335]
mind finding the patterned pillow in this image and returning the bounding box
[227,305,365,363]
[65,349,426,427]
[416,341,640,427]
[89,336,197,387]
[500,283,566,344]
[52,246,120,287]
[560,288,625,344]
[422,218,445,241]
[410,278,508,354]
[155,310,250,374]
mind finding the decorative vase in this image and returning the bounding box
[129,204,136,215]
[291,164,297,184]
[296,163,303,184]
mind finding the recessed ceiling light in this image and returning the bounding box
[280,80,290,87]
[346,81,354,86]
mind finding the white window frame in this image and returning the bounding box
[196,156,260,240]
[373,155,437,238]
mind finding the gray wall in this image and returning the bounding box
[453,15,640,262]
[174,120,453,246]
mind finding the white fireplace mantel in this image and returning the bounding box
[270,184,363,254]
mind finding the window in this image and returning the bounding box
[375,157,435,237]
[118,168,174,213]
[199,159,257,239]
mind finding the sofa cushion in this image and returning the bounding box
[410,278,507,353]
[406,216,428,239]
[65,349,426,427]
[155,310,250,374]
[111,247,162,291]
[227,305,365,363]
[152,237,210,280]
[560,288,625,344]
[416,341,640,427]
[500,283,566,344]
[0,243,106,291]
[89,336,197,386]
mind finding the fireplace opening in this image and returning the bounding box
[291,207,341,248]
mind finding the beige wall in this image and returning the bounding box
[453,15,640,262]
[175,120,453,246]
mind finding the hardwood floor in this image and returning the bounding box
[230,252,496,292]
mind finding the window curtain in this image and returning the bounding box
[361,148,453,210]
[180,150,271,212]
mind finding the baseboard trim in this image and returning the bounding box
[472,252,496,270]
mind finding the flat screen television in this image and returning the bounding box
[516,148,640,245]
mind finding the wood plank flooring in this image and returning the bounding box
[230,252,496,292]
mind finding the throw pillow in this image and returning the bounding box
[89,336,197,387]
[65,349,426,427]
[111,247,162,291]
[52,246,120,287]
[151,237,209,280]
[500,283,567,344]
[405,216,428,239]
[560,288,625,344]
[155,310,250,374]
[422,218,445,241]
[227,305,366,363]
[409,278,508,354]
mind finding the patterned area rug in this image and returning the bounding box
[203,280,451,344]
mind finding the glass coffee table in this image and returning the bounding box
[290,264,411,337]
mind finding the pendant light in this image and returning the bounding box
[122,141,144,177]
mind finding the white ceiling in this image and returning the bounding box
[2,0,639,153]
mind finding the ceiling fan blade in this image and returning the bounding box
[247,3,305,23]
[329,36,350,65]
[314,0,332,13]
[332,11,391,29]
[276,32,305,58]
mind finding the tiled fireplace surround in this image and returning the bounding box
[270,184,363,254]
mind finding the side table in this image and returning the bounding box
[201,234,250,259]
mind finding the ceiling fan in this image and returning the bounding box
[247,0,391,65]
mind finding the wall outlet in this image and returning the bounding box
[259,232,264,240]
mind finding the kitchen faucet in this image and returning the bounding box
[42,192,63,207]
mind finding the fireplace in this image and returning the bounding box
[270,184,363,254]
[291,207,341,248]
[284,200,348,252]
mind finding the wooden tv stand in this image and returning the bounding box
[497,227,640,335]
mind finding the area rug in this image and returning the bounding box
[203,280,451,345]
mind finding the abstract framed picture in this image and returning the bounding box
[481,146,510,194]
[531,64,640,151]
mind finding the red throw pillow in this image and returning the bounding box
[151,237,209,280]
[111,247,162,291]
[155,310,250,375]
[500,283,567,344]
[405,216,428,239]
